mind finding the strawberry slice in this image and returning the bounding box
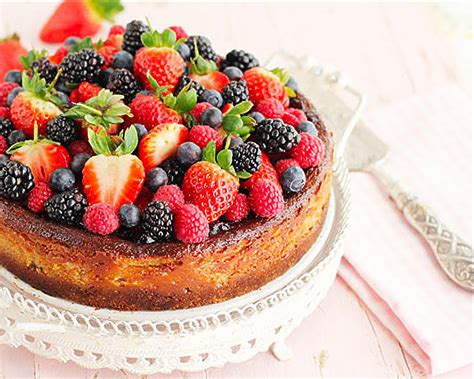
[189,71,229,92]
[138,123,189,171]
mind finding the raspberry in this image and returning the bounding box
[109,24,126,36]
[0,107,10,119]
[275,159,300,176]
[190,102,214,122]
[0,82,19,107]
[282,108,307,127]
[77,82,102,102]
[0,136,7,154]
[255,99,284,119]
[224,193,249,222]
[290,132,325,169]
[174,203,209,243]
[98,45,118,68]
[83,203,120,236]
[153,184,185,213]
[69,89,81,103]
[168,26,188,40]
[49,46,69,65]
[249,180,284,218]
[241,152,281,193]
[189,124,224,150]
[68,140,93,156]
[27,181,53,213]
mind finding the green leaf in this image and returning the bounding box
[222,114,243,133]
[20,49,48,70]
[202,141,217,165]
[236,171,252,179]
[140,22,179,49]
[68,37,95,53]
[270,67,290,85]
[174,88,197,115]
[88,128,113,155]
[88,0,124,22]
[162,94,176,109]
[115,126,138,155]
[226,101,253,116]
[217,149,232,171]
[285,86,296,98]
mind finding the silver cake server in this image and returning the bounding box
[266,51,473,292]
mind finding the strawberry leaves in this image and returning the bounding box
[88,0,124,23]
[88,126,138,156]
[141,20,184,50]
[21,70,63,107]
[202,140,251,180]
[20,49,48,70]
[221,101,256,139]
[271,67,296,97]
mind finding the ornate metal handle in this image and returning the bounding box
[371,164,473,291]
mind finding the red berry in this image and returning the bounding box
[68,140,93,156]
[109,24,125,36]
[174,203,209,243]
[255,99,284,119]
[0,106,10,119]
[49,45,69,65]
[282,108,307,127]
[221,103,233,114]
[275,158,300,176]
[152,185,185,213]
[290,132,325,169]
[190,102,214,121]
[27,181,53,213]
[0,136,7,154]
[69,88,81,103]
[168,26,188,40]
[249,180,284,218]
[224,193,249,222]
[135,188,153,212]
[0,82,19,107]
[97,45,118,68]
[83,203,120,236]
[189,124,224,150]
[76,82,102,102]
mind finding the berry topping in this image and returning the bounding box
[141,200,174,241]
[255,99,285,119]
[44,188,88,225]
[231,141,261,174]
[249,179,284,218]
[189,124,223,150]
[153,184,185,213]
[118,203,141,228]
[282,108,307,127]
[279,166,306,194]
[254,118,300,154]
[145,167,168,192]
[60,49,105,84]
[49,168,76,192]
[123,20,150,56]
[221,49,259,72]
[0,160,35,200]
[221,81,249,105]
[27,181,53,213]
[83,203,120,236]
[107,68,141,103]
[275,158,300,176]
[224,193,249,222]
[290,132,325,169]
[46,116,79,145]
[174,203,209,243]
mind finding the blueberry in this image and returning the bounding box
[0,154,8,166]
[55,79,73,95]
[177,43,191,61]
[286,76,298,92]
[279,166,306,194]
[112,51,134,71]
[144,167,168,192]
[57,91,70,107]
[98,68,114,87]
[49,168,76,192]
[70,153,91,175]
[200,107,222,129]
[229,136,244,149]
[248,111,264,123]
[7,87,24,107]
[140,89,154,96]
[132,123,148,141]
[297,121,318,136]
[199,89,223,108]
[222,66,243,81]
[7,130,26,146]
[177,142,201,167]
[64,36,80,46]
[119,203,141,228]
[4,70,22,84]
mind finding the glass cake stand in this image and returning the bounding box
[0,56,363,374]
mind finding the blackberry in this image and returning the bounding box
[174,76,204,97]
[0,160,35,200]
[141,201,174,241]
[31,57,58,83]
[185,36,217,62]
[254,119,300,154]
[231,142,261,174]
[221,49,259,72]
[44,188,88,226]
[106,68,141,103]
[0,117,14,137]
[46,116,78,145]
[159,158,186,186]
[60,49,105,84]
[221,81,249,105]
[123,20,149,56]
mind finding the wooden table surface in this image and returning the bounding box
[0,2,471,378]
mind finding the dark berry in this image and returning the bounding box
[111,51,134,71]
[98,68,114,88]
[7,87,24,106]
[222,66,243,81]
[107,68,141,103]
[49,168,76,192]
[7,130,27,146]
[4,70,22,84]
[231,142,261,174]
[31,57,58,83]
[118,203,141,228]
[174,76,204,97]
[185,36,217,61]
[44,188,88,225]
[123,20,149,56]
[64,36,80,46]
[60,49,105,84]
[132,123,148,141]
[0,160,35,200]
[221,49,259,72]
[55,79,73,95]
[297,121,318,136]
[46,116,78,145]
[0,117,14,137]
[289,97,303,109]
[199,89,223,108]
[229,135,244,149]
[159,157,186,186]
[286,76,298,92]
[0,154,8,166]
[71,153,91,175]
[177,141,201,167]
[199,107,222,129]
[141,201,174,241]
[177,43,191,61]
[145,167,168,192]
[221,81,249,105]
[57,91,71,107]
[248,111,264,123]
[279,166,306,194]
[254,119,300,153]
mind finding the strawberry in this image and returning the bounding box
[83,127,145,211]
[103,34,123,50]
[8,124,71,184]
[138,123,189,171]
[40,0,124,43]
[241,152,282,193]
[242,67,292,108]
[0,34,27,81]
[97,45,118,68]
[49,46,69,65]
[10,72,63,138]
[134,25,185,91]
[188,49,229,91]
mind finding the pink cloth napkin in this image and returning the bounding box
[337,85,472,375]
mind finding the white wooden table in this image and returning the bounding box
[0,2,471,378]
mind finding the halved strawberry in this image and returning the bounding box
[138,123,189,171]
[189,71,229,92]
